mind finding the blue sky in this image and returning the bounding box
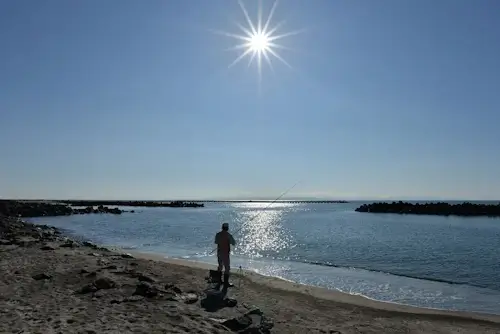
[1,0,499,200]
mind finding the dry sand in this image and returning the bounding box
[1,217,500,333]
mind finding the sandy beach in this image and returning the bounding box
[2,217,500,333]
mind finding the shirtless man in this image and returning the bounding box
[214,222,236,289]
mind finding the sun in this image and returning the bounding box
[249,32,270,52]
[211,0,304,80]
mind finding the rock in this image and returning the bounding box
[60,240,78,248]
[86,272,97,278]
[79,269,90,274]
[138,274,156,283]
[94,277,116,290]
[225,298,238,307]
[165,283,182,294]
[110,299,122,304]
[103,265,118,270]
[40,245,56,251]
[32,273,52,280]
[0,239,12,246]
[93,290,106,298]
[133,281,158,298]
[76,283,98,294]
[222,315,253,331]
[89,253,101,257]
[183,293,198,304]
[83,241,98,249]
[121,253,134,259]
[124,295,144,302]
[222,308,273,333]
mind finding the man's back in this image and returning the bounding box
[215,230,235,254]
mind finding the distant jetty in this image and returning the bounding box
[355,201,500,217]
[58,200,204,208]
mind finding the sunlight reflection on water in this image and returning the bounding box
[231,203,299,258]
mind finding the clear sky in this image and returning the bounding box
[1,0,500,200]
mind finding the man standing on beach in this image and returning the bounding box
[214,222,236,289]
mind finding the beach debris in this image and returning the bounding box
[121,253,134,259]
[32,273,52,280]
[133,281,158,298]
[94,277,116,290]
[89,252,101,257]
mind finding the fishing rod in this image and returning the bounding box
[209,180,301,255]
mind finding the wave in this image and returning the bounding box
[301,260,491,290]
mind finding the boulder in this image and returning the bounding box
[32,273,52,280]
[133,282,158,298]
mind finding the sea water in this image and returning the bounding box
[31,202,500,315]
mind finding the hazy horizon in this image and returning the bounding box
[2,0,499,200]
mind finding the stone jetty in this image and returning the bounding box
[355,201,500,217]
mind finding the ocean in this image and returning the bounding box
[31,201,500,315]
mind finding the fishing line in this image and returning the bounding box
[209,180,301,255]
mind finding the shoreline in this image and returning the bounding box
[126,250,500,324]
[2,217,500,333]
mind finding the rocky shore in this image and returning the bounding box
[355,201,500,217]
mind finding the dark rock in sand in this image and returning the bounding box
[83,241,98,249]
[222,314,253,331]
[121,253,134,259]
[137,274,156,283]
[165,283,182,294]
[79,269,90,274]
[94,277,116,289]
[103,265,118,270]
[222,308,273,334]
[32,273,52,280]
[133,281,158,298]
[225,298,238,307]
[124,295,145,302]
[40,244,56,251]
[60,240,79,248]
[0,239,13,246]
[86,272,97,278]
[77,283,98,294]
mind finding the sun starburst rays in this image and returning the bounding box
[213,0,302,82]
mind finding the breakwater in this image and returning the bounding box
[355,201,500,217]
